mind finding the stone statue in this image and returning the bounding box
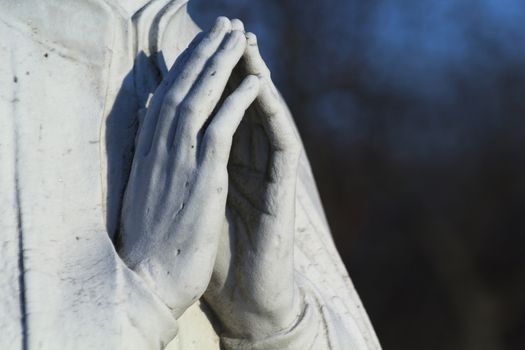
[0,0,381,349]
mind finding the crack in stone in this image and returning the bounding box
[11,49,28,350]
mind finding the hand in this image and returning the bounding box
[119,17,260,318]
[204,20,304,339]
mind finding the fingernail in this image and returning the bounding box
[225,30,243,49]
[210,17,230,37]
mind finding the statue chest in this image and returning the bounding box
[0,1,119,239]
[1,2,221,347]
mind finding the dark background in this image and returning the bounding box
[189,1,525,349]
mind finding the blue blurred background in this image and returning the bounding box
[189,1,525,349]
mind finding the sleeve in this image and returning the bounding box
[220,286,323,350]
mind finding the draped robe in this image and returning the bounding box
[0,1,381,348]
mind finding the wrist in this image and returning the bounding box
[220,287,320,350]
[221,284,304,341]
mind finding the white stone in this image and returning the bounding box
[0,1,381,349]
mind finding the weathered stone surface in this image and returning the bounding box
[0,1,380,349]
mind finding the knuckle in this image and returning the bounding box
[205,126,226,147]
[193,43,211,60]
[207,55,223,72]
[203,129,231,163]
[163,91,183,109]
[179,99,197,117]
[177,114,199,137]
[213,45,237,65]
[264,105,280,118]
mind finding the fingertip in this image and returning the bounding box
[215,16,230,27]
[230,18,245,32]
[245,32,258,46]
[212,16,231,33]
